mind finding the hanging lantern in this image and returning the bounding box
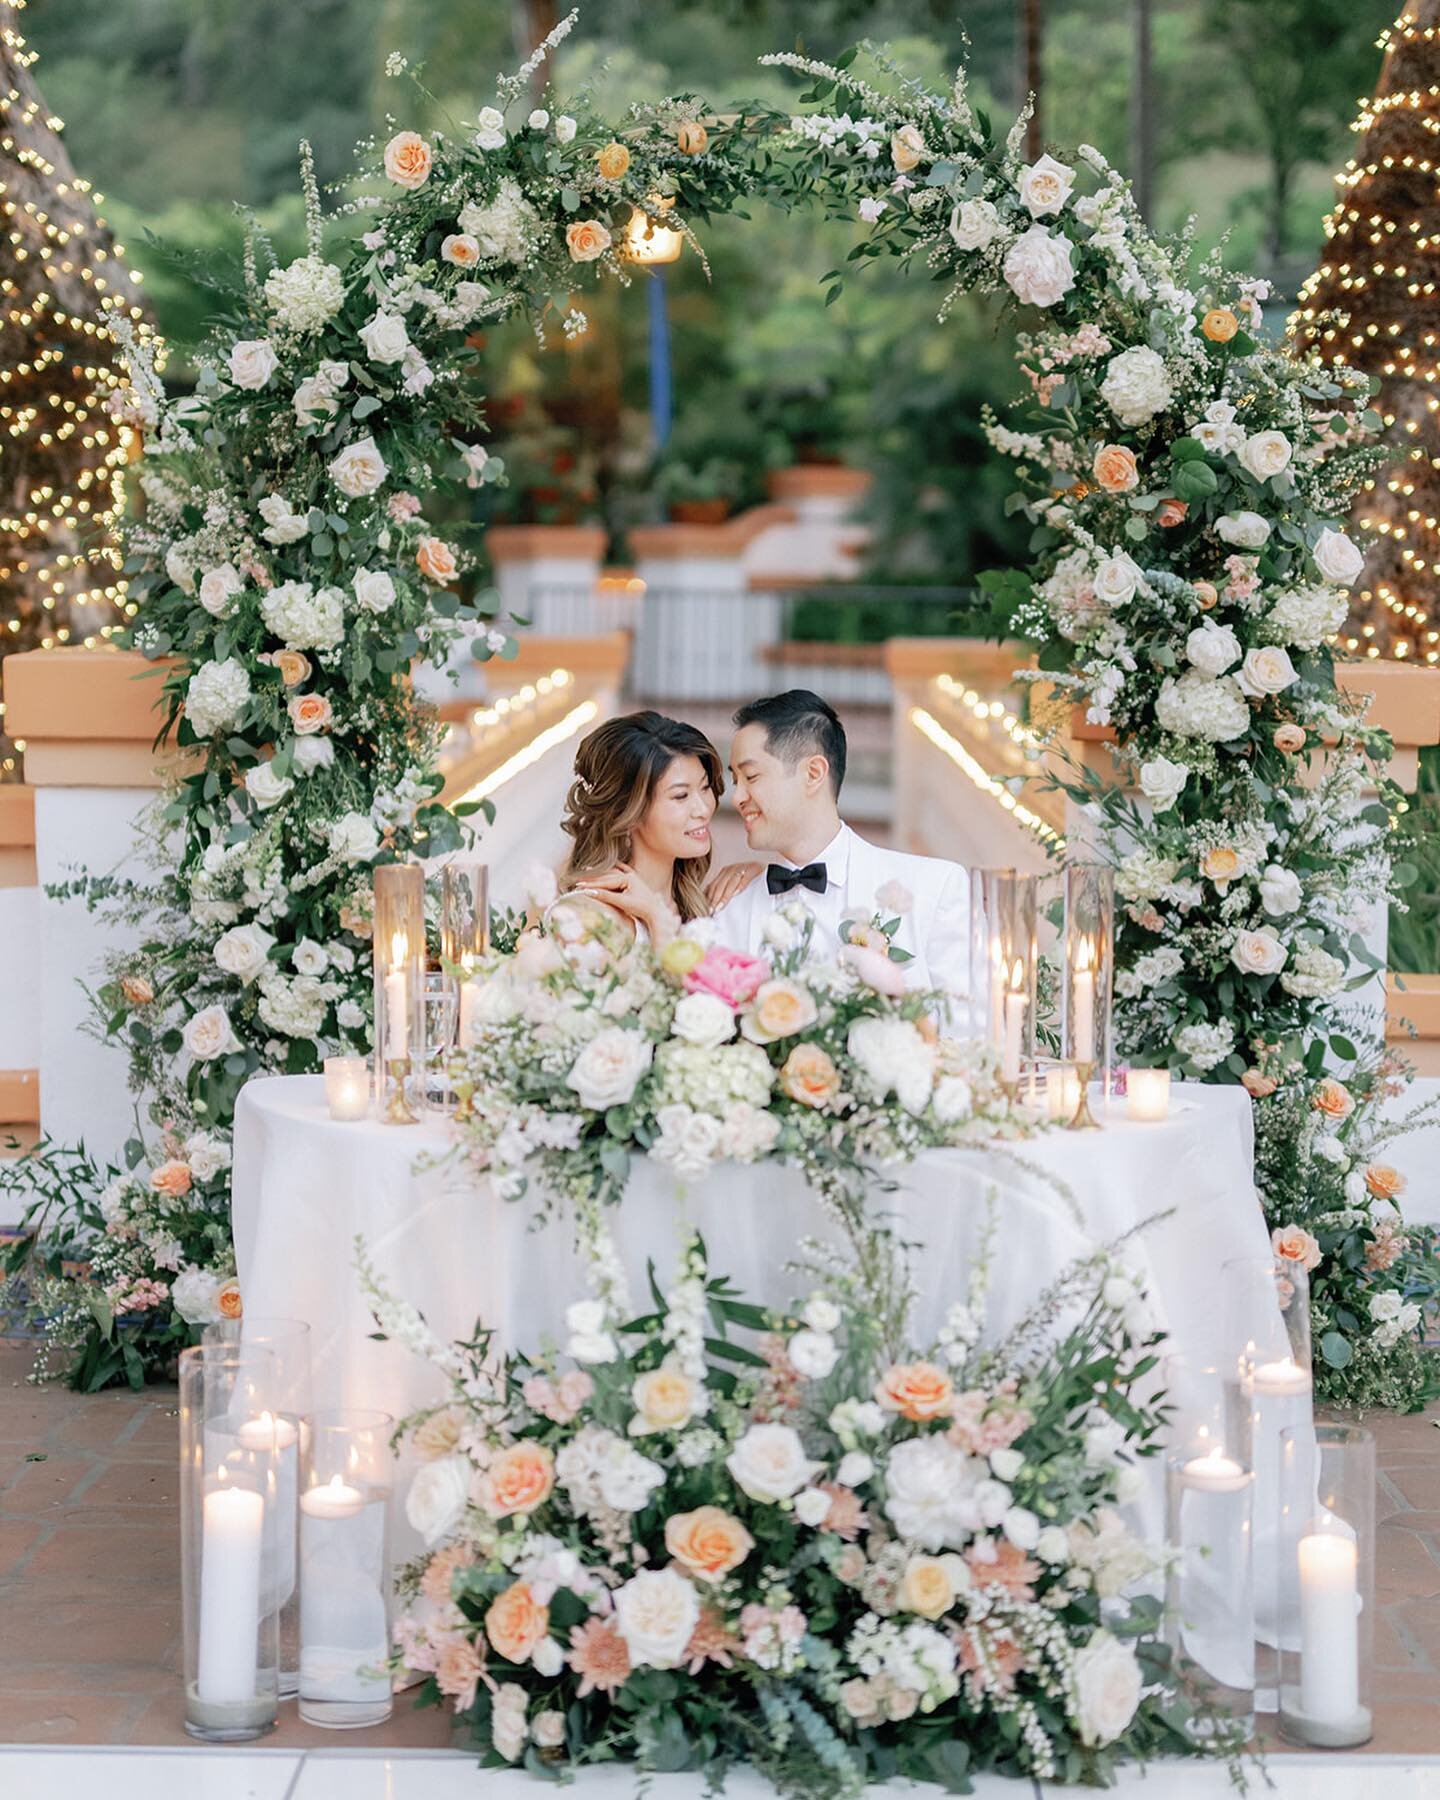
[624,205,683,266]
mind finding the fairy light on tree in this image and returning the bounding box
[1292,1,1440,664]
[0,0,158,775]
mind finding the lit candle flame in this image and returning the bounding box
[1009,957,1024,991]
[1075,936,1094,973]
[390,930,407,972]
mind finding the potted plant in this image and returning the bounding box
[653,456,746,525]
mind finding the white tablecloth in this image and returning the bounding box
[232,1076,1272,1433]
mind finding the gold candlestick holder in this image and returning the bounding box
[382,1056,418,1125]
[451,1065,476,1125]
[1068,1061,1100,1130]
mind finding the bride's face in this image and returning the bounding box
[633,754,717,862]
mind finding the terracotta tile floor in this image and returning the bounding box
[2,1339,1438,1755]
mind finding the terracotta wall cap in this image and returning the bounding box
[486,525,609,563]
[0,785,35,847]
[1387,972,1440,1038]
[1336,662,1440,748]
[492,632,631,683]
[0,1069,39,1124]
[882,637,1033,685]
[631,504,797,561]
[3,647,176,744]
[767,466,872,502]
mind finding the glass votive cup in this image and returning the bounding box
[324,1057,369,1121]
[1046,1063,1080,1120]
[1126,1067,1171,1122]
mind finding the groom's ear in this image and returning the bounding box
[802,753,831,797]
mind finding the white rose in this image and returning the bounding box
[1002,1505,1040,1550]
[198,563,244,619]
[1369,1290,1403,1322]
[555,115,577,143]
[329,437,388,498]
[359,310,410,365]
[405,1454,471,1547]
[1230,927,1287,977]
[794,1487,833,1528]
[1002,225,1076,309]
[1185,619,1241,678]
[1072,1631,1143,1747]
[1017,152,1075,216]
[836,1451,874,1487]
[566,1028,653,1110]
[460,443,491,487]
[613,1568,700,1669]
[1138,756,1188,813]
[1313,527,1365,586]
[258,493,308,545]
[170,1265,222,1325]
[327,811,380,864]
[351,568,396,614]
[528,108,550,129]
[1036,1525,1070,1565]
[227,338,277,390]
[884,1435,981,1550]
[1239,644,1297,696]
[1100,345,1173,427]
[1215,511,1271,549]
[1238,430,1292,483]
[788,1329,839,1380]
[293,376,339,424]
[184,1132,231,1181]
[214,923,274,985]
[294,735,335,774]
[804,1295,841,1333]
[671,991,735,1050]
[1092,552,1143,608]
[474,105,507,150]
[1258,864,1302,917]
[183,1005,241,1062]
[847,1017,935,1115]
[948,197,1000,251]
[990,1448,1024,1482]
[726,1423,821,1504]
[292,939,328,977]
[760,911,797,951]
[532,1645,565,1685]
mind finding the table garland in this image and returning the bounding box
[4,14,1434,1409]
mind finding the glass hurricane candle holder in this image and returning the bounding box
[1278,1423,1375,1748]
[323,1056,369,1122]
[299,1410,395,1729]
[969,869,1038,1090]
[1163,1355,1255,1738]
[179,1342,282,1741]
[443,861,490,1054]
[204,1318,313,1699]
[372,863,425,1123]
[1061,862,1115,1129]
[422,970,458,1110]
[1126,1066,1171,1121]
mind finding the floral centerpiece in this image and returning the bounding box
[364,1221,1233,1794]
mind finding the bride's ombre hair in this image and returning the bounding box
[561,712,724,922]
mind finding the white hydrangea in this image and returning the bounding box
[263,255,345,333]
[1099,345,1173,426]
[260,581,345,650]
[457,179,538,263]
[185,659,252,738]
[1265,585,1348,651]
[1154,670,1251,742]
[1115,850,1178,903]
[1280,945,1346,1000]
[847,1017,935,1114]
[257,972,329,1038]
[1174,1019,1236,1071]
[655,1039,773,1113]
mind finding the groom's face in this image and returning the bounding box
[730,723,824,855]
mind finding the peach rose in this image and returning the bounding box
[565,220,612,264]
[675,121,708,155]
[596,142,631,180]
[216,1278,243,1321]
[1193,580,1219,611]
[1365,1162,1406,1201]
[631,1364,701,1435]
[416,535,458,584]
[121,973,155,1006]
[899,1555,959,1620]
[1202,308,1238,343]
[1157,499,1188,527]
[1271,1223,1321,1272]
[664,1506,755,1583]
[413,1405,466,1461]
[1242,1068,1278,1098]
[441,233,481,267]
[746,978,818,1042]
[384,131,432,189]
[875,1360,954,1422]
[891,124,926,172]
[1313,1077,1354,1120]
[288,692,333,736]
[435,1634,483,1711]
[273,649,311,687]
[477,1442,555,1518]
[150,1159,192,1198]
[1273,723,1306,753]
[484,1579,549,1663]
[780,1043,841,1110]
[1092,444,1139,494]
[1201,846,1240,886]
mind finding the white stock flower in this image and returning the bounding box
[948,196,1000,251]
[170,1265,222,1324]
[555,115,577,143]
[1072,1631,1143,1747]
[1230,927,1287,978]
[564,1298,618,1365]
[1100,345,1173,426]
[359,310,410,365]
[726,1423,820,1503]
[329,437,389,497]
[613,1568,700,1669]
[1185,619,1241,676]
[227,338,277,390]
[1002,226,1076,308]
[183,1005,241,1062]
[198,563,244,619]
[567,1028,653,1110]
[327,811,380,864]
[213,922,274,985]
[671,991,735,1050]
[1313,528,1365,586]
[1138,756,1188,812]
[1238,430,1291,483]
[1238,645,1298,697]
[1215,511,1271,549]
[185,659,252,737]
[1259,864,1302,916]
[405,1454,470,1546]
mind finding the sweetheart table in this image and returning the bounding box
[231,1074,1273,1431]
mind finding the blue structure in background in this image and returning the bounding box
[647,269,673,449]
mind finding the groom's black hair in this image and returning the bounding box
[733,689,846,798]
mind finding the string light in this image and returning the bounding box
[0,0,161,760]
[1290,4,1440,664]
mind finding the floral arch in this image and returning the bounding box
[15,13,1430,1410]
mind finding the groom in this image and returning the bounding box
[713,689,970,996]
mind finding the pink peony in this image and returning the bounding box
[684,945,770,1008]
[839,942,907,998]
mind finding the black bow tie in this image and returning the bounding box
[766,861,827,896]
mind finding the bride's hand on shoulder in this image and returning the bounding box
[575,864,678,939]
[705,861,765,910]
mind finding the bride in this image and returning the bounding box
[558,711,725,947]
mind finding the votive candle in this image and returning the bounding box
[323,1057,369,1121]
[1180,1446,1250,1494]
[1126,1067,1171,1122]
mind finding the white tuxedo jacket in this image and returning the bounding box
[714,824,970,1000]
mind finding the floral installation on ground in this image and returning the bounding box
[363,1209,1239,1795]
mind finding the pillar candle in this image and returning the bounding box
[236,1412,299,1607]
[1072,941,1096,1064]
[1298,1529,1360,1726]
[197,1483,265,1705]
[384,932,408,1061]
[1126,1067,1171,1121]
